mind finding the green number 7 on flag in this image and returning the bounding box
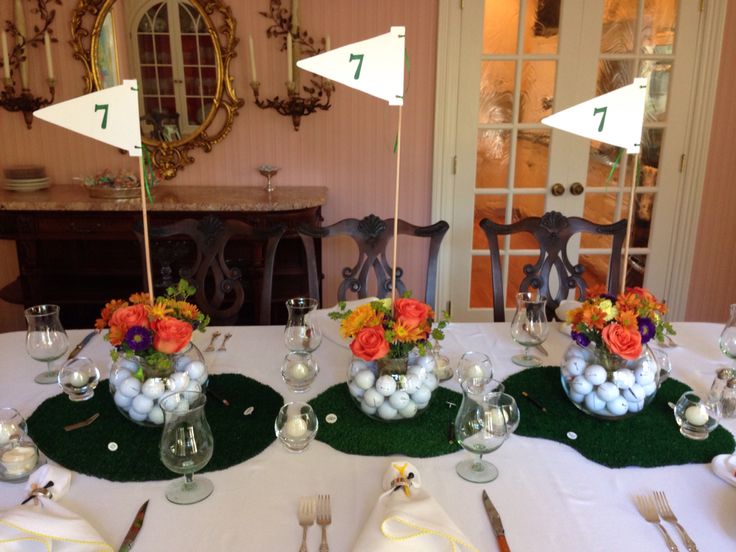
[349,53,364,80]
[593,106,607,132]
[95,103,110,129]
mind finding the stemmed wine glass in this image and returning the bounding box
[159,390,214,505]
[454,380,509,483]
[284,297,322,352]
[24,305,69,384]
[510,292,549,367]
[719,303,736,364]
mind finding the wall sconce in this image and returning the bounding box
[249,0,334,131]
[1,0,57,129]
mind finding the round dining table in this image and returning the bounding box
[1,321,735,551]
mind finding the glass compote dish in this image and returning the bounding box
[719,303,736,364]
[510,292,549,367]
[454,380,509,483]
[25,305,70,384]
[159,390,214,505]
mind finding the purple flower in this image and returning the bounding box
[124,326,152,352]
[637,317,656,344]
[571,331,590,348]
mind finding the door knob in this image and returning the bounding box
[551,183,565,196]
[570,182,584,195]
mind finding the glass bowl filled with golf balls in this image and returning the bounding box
[346,353,439,422]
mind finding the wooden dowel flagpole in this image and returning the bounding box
[390,104,403,308]
[138,153,155,306]
[620,152,640,295]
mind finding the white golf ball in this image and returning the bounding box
[584,364,607,386]
[132,394,154,414]
[141,378,166,399]
[119,377,141,398]
[635,365,656,386]
[375,375,397,397]
[622,384,646,403]
[389,390,411,410]
[584,391,606,412]
[174,355,191,372]
[403,374,422,395]
[571,375,593,396]
[111,367,133,388]
[612,368,635,389]
[128,408,148,422]
[363,388,385,408]
[564,357,587,377]
[596,381,620,402]
[377,402,398,420]
[167,372,190,392]
[606,396,629,416]
[399,401,418,418]
[113,391,132,408]
[411,385,431,406]
[147,406,164,425]
[360,401,377,416]
[354,369,376,390]
[186,361,206,380]
[348,382,365,399]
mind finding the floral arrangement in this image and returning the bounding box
[330,295,448,362]
[96,280,209,376]
[567,286,675,361]
[81,169,141,189]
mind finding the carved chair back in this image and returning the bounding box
[479,211,627,322]
[136,215,285,325]
[298,214,449,310]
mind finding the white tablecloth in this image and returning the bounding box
[1,323,735,551]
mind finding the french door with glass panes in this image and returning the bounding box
[438,0,699,321]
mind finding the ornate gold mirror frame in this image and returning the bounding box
[71,0,243,179]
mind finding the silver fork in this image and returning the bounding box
[635,495,680,551]
[316,494,331,552]
[297,496,315,552]
[218,332,232,352]
[653,491,698,552]
[205,331,221,352]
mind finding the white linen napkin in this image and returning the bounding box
[351,461,479,552]
[311,297,380,349]
[0,465,113,551]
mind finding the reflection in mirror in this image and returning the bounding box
[71,0,243,179]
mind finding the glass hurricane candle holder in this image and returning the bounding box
[58,357,100,401]
[281,352,319,393]
[0,408,27,447]
[275,402,318,452]
[674,391,720,440]
[0,434,40,482]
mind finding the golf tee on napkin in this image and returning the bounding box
[0,465,113,551]
[352,460,479,552]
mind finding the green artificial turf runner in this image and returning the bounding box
[309,384,462,457]
[502,367,735,468]
[27,374,282,482]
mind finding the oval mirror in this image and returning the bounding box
[71,0,243,179]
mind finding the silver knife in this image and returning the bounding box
[118,500,149,552]
[482,490,510,552]
[67,330,98,360]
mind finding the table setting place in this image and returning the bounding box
[1,284,736,550]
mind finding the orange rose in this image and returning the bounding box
[350,326,390,361]
[602,323,642,360]
[152,316,193,354]
[394,298,433,323]
[109,304,149,334]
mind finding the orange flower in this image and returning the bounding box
[98,299,128,326]
[602,323,642,360]
[617,309,638,331]
[109,304,149,333]
[349,326,390,361]
[107,324,126,347]
[146,300,175,320]
[392,317,429,343]
[128,292,151,305]
[585,284,608,299]
[151,316,193,354]
[176,301,200,320]
[394,298,434,324]
[580,305,608,331]
[340,304,384,338]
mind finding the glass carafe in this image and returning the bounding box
[284,298,322,352]
[719,304,736,363]
[510,292,549,367]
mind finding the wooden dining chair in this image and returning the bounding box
[135,215,285,325]
[479,211,627,322]
[298,214,449,310]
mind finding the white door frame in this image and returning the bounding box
[432,0,727,321]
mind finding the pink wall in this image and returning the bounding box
[0,0,438,311]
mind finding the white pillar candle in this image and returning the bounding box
[286,33,293,83]
[684,404,708,426]
[248,34,257,81]
[1,31,9,80]
[14,0,28,88]
[1,445,37,476]
[285,416,307,438]
[44,31,53,80]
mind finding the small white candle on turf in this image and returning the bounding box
[285,416,308,438]
[684,404,708,426]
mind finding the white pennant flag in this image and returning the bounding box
[542,77,647,153]
[34,80,142,156]
[297,27,405,106]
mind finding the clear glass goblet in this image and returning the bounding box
[25,305,69,384]
[454,380,509,483]
[0,407,27,447]
[455,351,494,391]
[284,298,323,352]
[275,402,318,452]
[719,303,736,363]
[159,390,214,505]
[281,351,319,393]
[494,392,521,433]
[58,357,101,401]
[510,292,549,367]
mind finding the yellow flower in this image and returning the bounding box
[340,304,384,338]
[146,300,174,319]
[598,299,618,321]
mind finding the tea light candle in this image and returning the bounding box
[685,404,709,426]
[285,416,308,438]
[1,444,37,476]
[69,371,86,388]
[0,423,19,446]
[288,362,310,381]
[464,364,485,381]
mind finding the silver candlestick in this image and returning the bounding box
[258,165,280,193]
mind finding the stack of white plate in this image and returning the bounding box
[3,165,50,192]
